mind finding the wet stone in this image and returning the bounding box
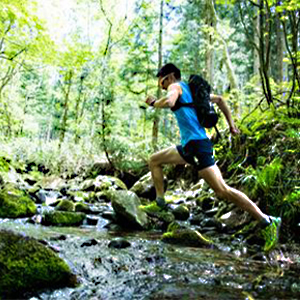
[189,213,205,225]
[200,218,221,229]
[86,215,99,226]
[81,239,98,247]
[205,207,219,217]
[108,238,131,249]
[101,211,116,221]
[49,234,67,241]
[172,205,190,221]
[199,197,215,211]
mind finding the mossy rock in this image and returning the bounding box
[94,175,127,191]
[140,202,162,214]
[140,204,175,230]
[55,199,75,212]
[195,196,215,211]
[167,221,183,232]
[42,211,86,226]
[140,199,174,215]
[162,228,213,247]
[0,229,77,298]
[75,202,91,213]
[172,205,190,221]
[68,191,89,202]
[0,190,37,218]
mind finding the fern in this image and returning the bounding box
[256,157,282,192]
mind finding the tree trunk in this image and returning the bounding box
[152,0,163,150]
[253,10,260,75]
[258,0,273,105]
[275,11,283,84]
[204,0,215,84]
[58,70,73,148]
[74,76,85,144]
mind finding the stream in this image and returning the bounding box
[1,218,300,300]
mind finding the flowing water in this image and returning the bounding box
[1,219,300,300]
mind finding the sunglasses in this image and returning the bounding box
[159,73,174,87]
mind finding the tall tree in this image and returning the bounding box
[152,0,164,149]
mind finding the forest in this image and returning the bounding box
[0,0,299,299]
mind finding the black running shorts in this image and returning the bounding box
[176,139,215,171]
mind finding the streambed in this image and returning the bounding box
[1,219,300,300]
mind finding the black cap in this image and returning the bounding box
[156,63,181,79]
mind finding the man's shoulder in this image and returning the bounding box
[168,82,182,93]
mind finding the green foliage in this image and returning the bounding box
[256,158,282,193]
[103,137,150,176]
[285,189,300,204]
[0,157,10,173]
[281,188,300,221]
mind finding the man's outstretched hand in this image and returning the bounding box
[230,125,240,136]
[146,96,156,106]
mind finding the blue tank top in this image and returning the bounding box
[173,82,208,147]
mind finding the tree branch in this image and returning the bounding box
[99,0,113,56]
[0,22,12,51]
[248,0,260,7]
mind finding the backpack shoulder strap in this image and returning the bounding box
[170,82,194,112]
[171,99,194,112]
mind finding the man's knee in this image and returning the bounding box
[214,184,230,199]
[149,153,161,169]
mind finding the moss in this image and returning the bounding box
[167,221,182,232]
[158,211,175,224]
[172,205,190,221]
[162,228,213,247]
[0,190,37,218]
[55,199,75,212]
[140,202,162,214]
[75,202,91,213]
[111,177,128,190]
[42,211,86,226]
[0,230,77,298]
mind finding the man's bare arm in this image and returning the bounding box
[210,94,240,134]
[146,84,181,108]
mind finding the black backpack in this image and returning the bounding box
[171,74,219,129]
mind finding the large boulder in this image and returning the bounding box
[0,230,77,299]
[42,211,86,226]
[0,189,36,218]
[111,190,148,229]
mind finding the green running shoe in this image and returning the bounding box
[261,216,281,252]
[155,197,166,209]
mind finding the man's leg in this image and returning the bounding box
[198,164,268,221]
[199,164,282,251]
[149,145,187,200]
